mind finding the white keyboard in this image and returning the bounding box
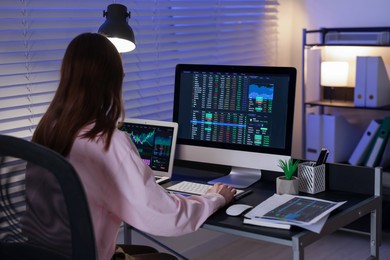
[167,181,244,196]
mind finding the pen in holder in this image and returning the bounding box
[298,162,326,194]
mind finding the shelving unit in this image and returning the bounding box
[301,27,390,162]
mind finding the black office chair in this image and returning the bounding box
[0,134,97,260]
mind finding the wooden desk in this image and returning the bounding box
[125,162,382,260]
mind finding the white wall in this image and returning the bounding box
[277,0,390,159]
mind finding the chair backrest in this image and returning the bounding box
[0,134,97,260]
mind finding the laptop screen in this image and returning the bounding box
[119,118,178,179]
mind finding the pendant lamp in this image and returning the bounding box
[98,4,136,53]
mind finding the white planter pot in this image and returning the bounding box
[276,176,299,195]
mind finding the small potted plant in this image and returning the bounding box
[276,158,300,195]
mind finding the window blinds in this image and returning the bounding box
[0,0,278,139]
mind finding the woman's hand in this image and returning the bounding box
[206,182,236,204]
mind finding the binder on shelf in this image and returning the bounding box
[348,119,382,166]
[365,117,390,167]
[365,56,390,107]
[305,49,322,115]
[354,56,367,107]
[305,49,322,100]
[379,139,390,168]
[322,114,360,163]
[305,113,323,161]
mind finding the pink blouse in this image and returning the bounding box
[67,127,225,260]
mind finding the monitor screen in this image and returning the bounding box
[172,64,297,188]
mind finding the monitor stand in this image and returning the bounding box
[207,167,261,189]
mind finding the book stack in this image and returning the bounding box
[244,194,345,233]
[348,117,390,167]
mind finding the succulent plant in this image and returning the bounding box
[277,158,300,180]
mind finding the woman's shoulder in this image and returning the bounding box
[108,128,140,155]
[73,126,133,155]
[111,128,133,147]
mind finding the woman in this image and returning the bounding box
[31,33,236,259]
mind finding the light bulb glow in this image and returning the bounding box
[321,61,349,87]
[108,37,136,53]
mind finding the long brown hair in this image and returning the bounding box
[32,33,124,156]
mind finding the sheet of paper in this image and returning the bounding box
[245,194,293,219]
[244,194,346,233]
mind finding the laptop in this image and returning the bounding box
[119,118,178,184]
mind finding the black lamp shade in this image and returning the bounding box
[98,4,136,53]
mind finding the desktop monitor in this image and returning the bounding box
[172,64,297,188]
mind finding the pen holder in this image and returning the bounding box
[298,162,326,194]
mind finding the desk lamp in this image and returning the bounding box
[98,4,136,53]
[320,61,349,102]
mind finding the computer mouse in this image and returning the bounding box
[226,204,253,217]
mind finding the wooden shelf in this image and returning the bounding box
[305,100,354,108]
[305,100,390,111]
